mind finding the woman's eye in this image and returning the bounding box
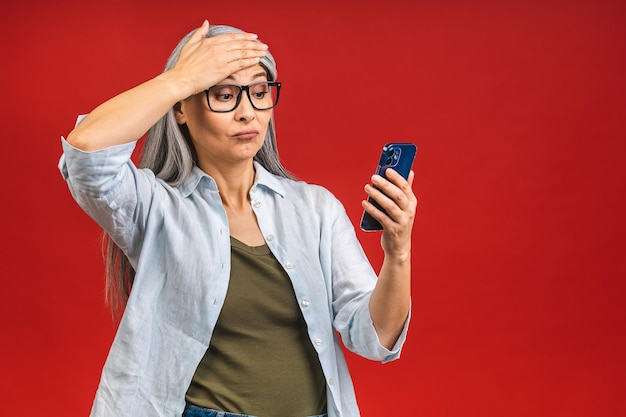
[251,85,269,99]
[215,93,234,102]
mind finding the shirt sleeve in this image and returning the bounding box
[58,132,157,261]
[325,193,411,363]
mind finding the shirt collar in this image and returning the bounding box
[252,161,287,198]
[178,161,287,198]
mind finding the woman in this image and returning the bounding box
[59,20,416,417]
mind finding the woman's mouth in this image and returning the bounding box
[233,130,259,140]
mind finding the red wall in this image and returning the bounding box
[1,0,625,415]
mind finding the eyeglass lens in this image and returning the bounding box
[207,82,279,112]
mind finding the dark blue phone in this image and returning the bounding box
[360,143,417,231]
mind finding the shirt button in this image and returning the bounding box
[266,235,275,242]
[253,201,261,208]
[285,262,294,269]
[251,186,257,193]
[301,299,310,307]
[329,378,334,385]
[314,338,322,346]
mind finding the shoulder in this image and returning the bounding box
[272,177,350,229]
[254,163,348,218]
[279,176,341,205]
[255,163,339,204]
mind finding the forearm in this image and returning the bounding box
[66,71,190,151]
[362,167,417,350]
[66,21,268,152]
[369,252,411,350]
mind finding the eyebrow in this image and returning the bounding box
[225,72,267,82]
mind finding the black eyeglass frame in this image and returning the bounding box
[204,81,282,113]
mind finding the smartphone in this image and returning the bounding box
[360,143,417,231]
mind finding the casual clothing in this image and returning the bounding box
[58,132,410,417]
[183,404,328,417]
[186,237,326,415]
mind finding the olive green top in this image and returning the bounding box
[185,237,327,416]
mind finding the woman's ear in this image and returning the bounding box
[173,101,186,125]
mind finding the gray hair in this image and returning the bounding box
[139,24,292,182]
[105,25,291,318]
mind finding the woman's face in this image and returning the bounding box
[175,64,273,171]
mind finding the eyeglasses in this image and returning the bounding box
[205,81,282,113]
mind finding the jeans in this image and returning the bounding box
[183,404,328,417]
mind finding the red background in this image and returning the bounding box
[1,0,625,415]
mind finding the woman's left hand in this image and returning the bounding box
[362,169,418,260]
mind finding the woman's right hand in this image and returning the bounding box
[66,20,268,151]
[168,20,269,97]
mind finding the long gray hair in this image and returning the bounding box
[104,25,292,317]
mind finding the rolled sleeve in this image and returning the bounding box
[58,136,156,257]
[348,295,411,363]
[59,138,138,198]
[327,195,410,363]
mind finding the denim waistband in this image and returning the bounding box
[183,404,328,417]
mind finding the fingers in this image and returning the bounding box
[372,169,416,210]
[362,169,417,227]
[194,29,267,66]
[222,39,268,64]
[207,39,267,80]
[362,186,404,227]
[189,27,264,58]
[202,28,263,57]
[172,24,269,95]
[362,171,417,258]
[198,20,210,40]
[407,170,415,187]
[211,31,259,45]
[187,20,210,45]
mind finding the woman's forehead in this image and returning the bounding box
[220,65,268,84]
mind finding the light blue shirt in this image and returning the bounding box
[59,136,409,417]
